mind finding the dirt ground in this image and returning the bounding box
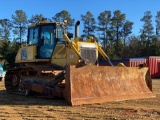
[0,79,159,120]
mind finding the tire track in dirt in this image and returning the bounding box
[12,106,57,120]
[0,80,160,119]
[0,106,23,120]
[0,90,66,119]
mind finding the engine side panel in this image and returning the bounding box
[15,46,37,63]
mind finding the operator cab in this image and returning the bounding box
[27,22,65,59]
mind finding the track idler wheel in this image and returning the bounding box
[5,75,13,91]
[5,73,21,92]
[12,75,20,87]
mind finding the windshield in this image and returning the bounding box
[39,25,57,58]
[41,26,55,44]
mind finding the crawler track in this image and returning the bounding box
[4,67,65,97]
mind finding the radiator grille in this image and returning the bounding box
[80,48,97,64]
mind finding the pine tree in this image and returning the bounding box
[0,19,12,41]
[81,11,96,39]
[155,11,160,39]
[97,10,111,52]
[12,10,28,44]
[140,11,154,47]
[28,14,47,24]
[52,10,75,30]
[110,10,126,58]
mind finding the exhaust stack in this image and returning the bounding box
[75,21,80,38]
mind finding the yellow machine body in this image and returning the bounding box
[15,36,99,67]
[5,21,156,106]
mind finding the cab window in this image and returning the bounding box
[28,28,38,45]
[39,25,57,58]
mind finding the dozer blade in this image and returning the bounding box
[64,65,156,106]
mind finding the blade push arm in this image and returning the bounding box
[95,42,114,66]
[64,33,82,59]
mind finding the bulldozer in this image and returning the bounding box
[4,20,155,106]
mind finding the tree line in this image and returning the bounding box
[0,9,160,68]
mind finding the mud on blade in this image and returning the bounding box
[64,65,156,106]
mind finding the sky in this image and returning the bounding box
[0,0,160,36]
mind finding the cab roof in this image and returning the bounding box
[28,21,65,28]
